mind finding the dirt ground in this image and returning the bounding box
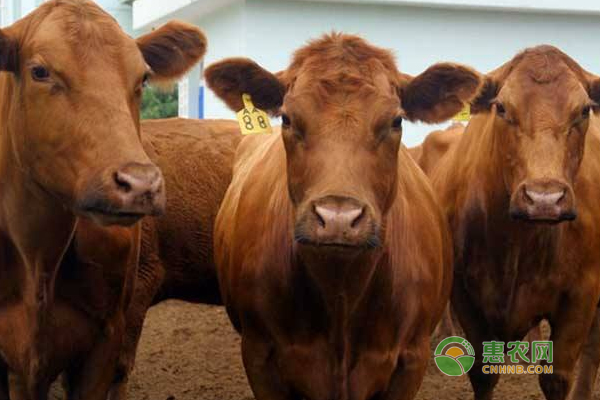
[115,300,600,400]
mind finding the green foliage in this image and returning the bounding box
[141,86,179,120]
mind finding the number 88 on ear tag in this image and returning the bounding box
[236,93,273,135]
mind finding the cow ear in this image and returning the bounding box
[0,29,19,72]
[205,58,286,114]
[137,21,207,83]
[400,63,482,123]
[470,76,499,114]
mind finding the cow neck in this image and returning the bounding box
[294,248,382,389]
[298,248,380,330]
[0,72,76,329]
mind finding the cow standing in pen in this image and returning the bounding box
[0,1,206,399]
[206,33,482,400]
[426,46,600,400]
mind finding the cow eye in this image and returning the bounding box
[135,73,150,97]
[281,114,305,140]
[31,66,50,82]
[581,105,591,119]
[495,102,506,117]
[494,101,518,125]
[391,116,403,130]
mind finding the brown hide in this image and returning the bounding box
[141,119,241,304]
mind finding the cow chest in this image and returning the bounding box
[458,224,580,339]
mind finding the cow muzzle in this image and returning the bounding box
[294,195,380,249]
[78,162,166,226]
[509,179,576,223]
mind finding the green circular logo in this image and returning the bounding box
[434,336,476,376]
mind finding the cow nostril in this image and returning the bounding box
[350,207,365,228]
[314,205,327,227]
[114,171,132,193]
[523,188,535,205]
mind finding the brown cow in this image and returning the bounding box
[0,1,206,399]
[429,45,600,400]
[205,33,481,400]
[109,118,241,398]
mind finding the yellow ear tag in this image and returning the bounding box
[452,104,471,122]
[236,93,273,135]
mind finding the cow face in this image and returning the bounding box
[0,0,206,226]
[472,46,600,223]
[206,34,481,253]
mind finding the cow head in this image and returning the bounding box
[206,34,480,256]
[472,46,600,223]
[0,0,206,226]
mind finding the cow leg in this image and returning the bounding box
[452,279,499,400]
[9,373,50,400]
[569,307,600,400]
[106,372,128,400]
[434,305,459,338]
[66,340,120,400]
[241,334,295,400]
[383,337,430,400]
[65,318,124,400]
[107,289,161,400]
[569,308,600,400]
[541,296,597,400]
[108,258,165,400]
[9,373,28,400]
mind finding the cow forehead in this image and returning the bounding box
[286,69,399,116]
[501,67,589,121]
[283,33,400,108]
[499,47,591,111]
[21,1,144,75]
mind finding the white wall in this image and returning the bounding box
[197,3,245,120]
[196,0,600,146]
[297,0,600,15]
